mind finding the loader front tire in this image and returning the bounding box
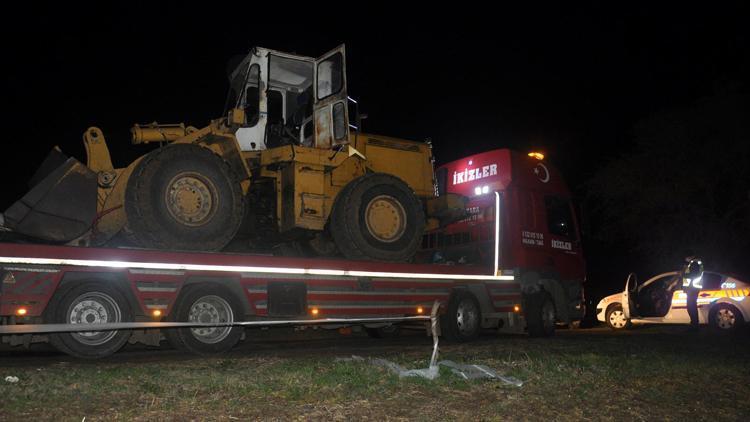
[331,173,425,262]
[125,144,244,251]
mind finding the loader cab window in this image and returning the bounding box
[545,196,575,239]
[317,53,343,100]
[267,90,284,125]
[267,54,314,144]
[244,86,260,126]
[240,64,261,127]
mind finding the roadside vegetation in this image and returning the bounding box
[2,327,749,420]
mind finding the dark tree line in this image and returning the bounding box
[586,90,750,277]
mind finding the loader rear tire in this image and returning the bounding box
[331,173,425,262]
[124,144,244,251]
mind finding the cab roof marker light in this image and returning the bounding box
[528,152,545,160]
[0,257,514,281]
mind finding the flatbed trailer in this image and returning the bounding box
[0,241,532,358]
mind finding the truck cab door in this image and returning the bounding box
[313,45,349,149]
[622,273,638,319]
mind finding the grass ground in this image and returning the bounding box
[1,326,749,421]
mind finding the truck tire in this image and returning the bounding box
[48,282,133,359]
[331,173,425,262]
[526,291,556,337]
[441,291,481,342]
[124,144,244,251]
[165,284,243,355]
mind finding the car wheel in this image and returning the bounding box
[709,303,744,333]
[605,303,631,330]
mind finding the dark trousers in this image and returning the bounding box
[686,288,699,327]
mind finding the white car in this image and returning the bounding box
[596,271,749,331]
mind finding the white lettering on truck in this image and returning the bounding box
[551,239,572,250]
[453,164,497,185]
[522,231,544,246]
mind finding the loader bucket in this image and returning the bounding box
[3,148,97,243]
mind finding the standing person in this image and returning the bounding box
[681,256,704,331]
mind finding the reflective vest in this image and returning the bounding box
[682,259,704,289]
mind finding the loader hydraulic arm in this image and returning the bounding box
[83,127,114,173]
[131,123,198,144]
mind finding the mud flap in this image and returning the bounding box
[3,148,97,242]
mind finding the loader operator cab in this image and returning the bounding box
[230,45,350,151]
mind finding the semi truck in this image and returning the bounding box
[0,44,585,358]
[0,149,585,358]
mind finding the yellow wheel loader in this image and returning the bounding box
[2,45,464,261]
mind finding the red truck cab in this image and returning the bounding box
[419,149,586,325]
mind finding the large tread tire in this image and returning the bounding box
[124,144,244,251]
[526,292,556,337]
[440,291,482,342]
[331,173,425,262]
[48,282,133,359]
[165,284,244,355]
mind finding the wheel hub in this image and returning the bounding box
[67,292,121,346]
[542,299,556,329]
[716,308,736,329]
[165,173,216,227]
[456,299,479,335]
[364,195,407,243]
[188,295,234,344]
[609,310,627,328]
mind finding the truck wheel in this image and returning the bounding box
[441,291,481,342]
[125,144,244,251]
[48,282,133,359]
[526,292,556,337]
[167,284,243,355]
[331,173,425,262]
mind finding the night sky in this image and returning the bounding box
[2,4,748,295]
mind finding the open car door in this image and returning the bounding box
[313,44,349,149]
[622,273,638,319]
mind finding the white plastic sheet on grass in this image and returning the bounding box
[336,355,523,387]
